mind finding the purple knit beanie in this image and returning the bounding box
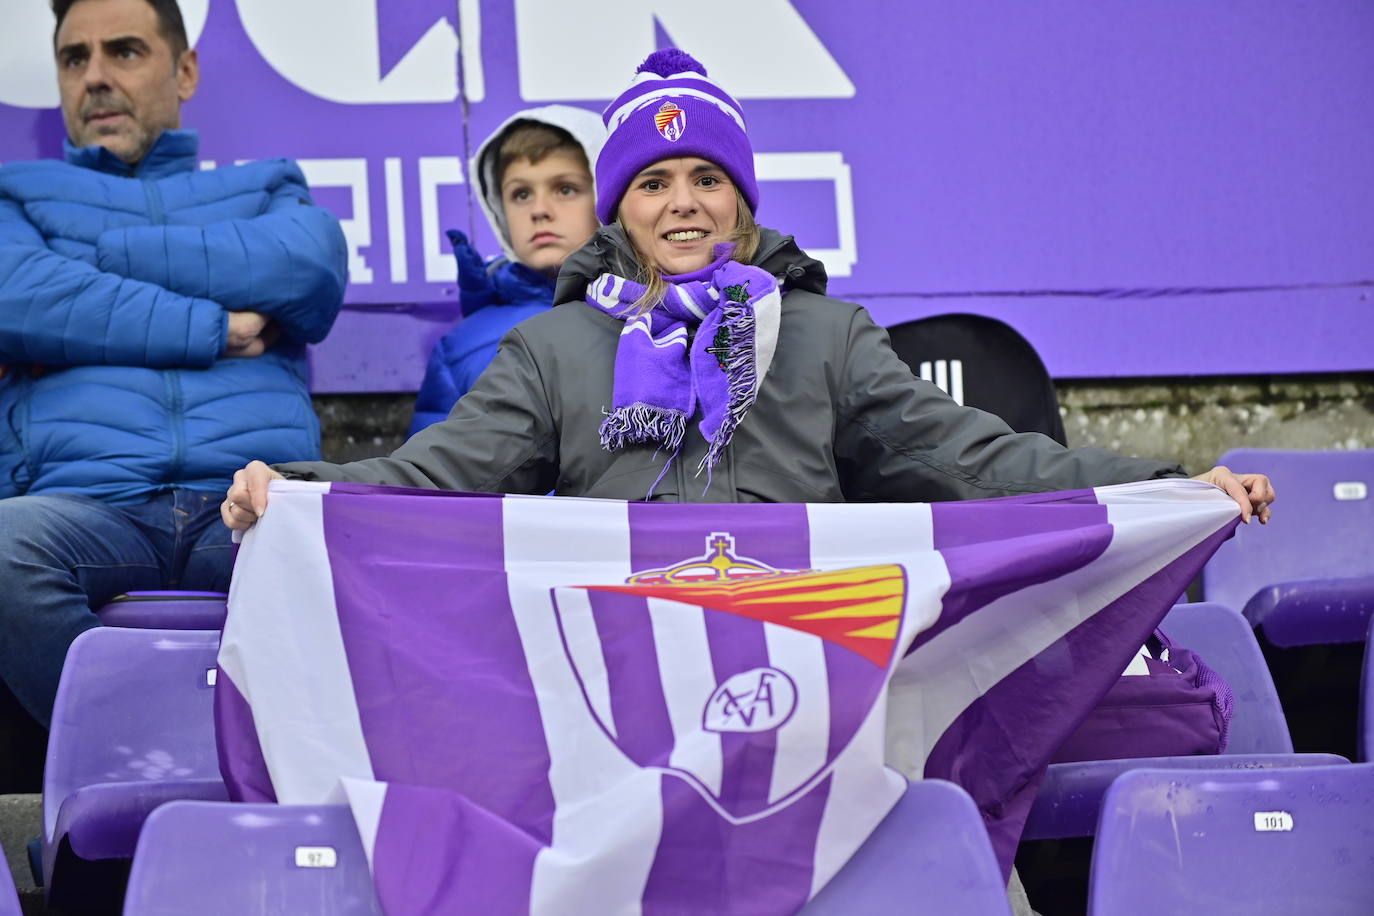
[595,48,758,224]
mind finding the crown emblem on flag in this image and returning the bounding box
[627,532,789,585]
[653,100,686,142]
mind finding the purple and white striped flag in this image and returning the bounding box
[215,479,1239,915]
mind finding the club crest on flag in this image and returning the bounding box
[654,100,686,141]
[554,533,908,822]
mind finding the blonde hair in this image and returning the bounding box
[616,196,760,315]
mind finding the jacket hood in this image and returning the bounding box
[554,225,829,306]
[472,105,606,262]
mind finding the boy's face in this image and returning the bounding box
[501,151,599,277]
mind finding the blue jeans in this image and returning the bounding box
[0,489,233,727]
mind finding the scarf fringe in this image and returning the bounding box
[699,301,759,474]
[600,404,687,453]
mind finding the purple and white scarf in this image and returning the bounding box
[584,247,781,472]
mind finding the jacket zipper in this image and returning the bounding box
[676,328,693,501]
[142,177,166,226]
[163,372,185,485]
[724,447,738,503]
[16,384,36,491]
[675,443,689,502]
[144,161,179,485]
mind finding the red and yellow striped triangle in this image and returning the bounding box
[654,103,682,132]
[586,564,905,667]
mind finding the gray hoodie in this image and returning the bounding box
[471,105,606,261]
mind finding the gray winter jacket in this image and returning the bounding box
[277,227,1185,500]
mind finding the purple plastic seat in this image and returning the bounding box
[1158,601,1292,755]
[123,802,383,916]
[1023,601,1307,840]
[802,779,1011,914]
[42,627,225,910]
[1204,448,1374,647]
[0,843,19,916]
[1024,752,1347,840]
[125,781,1012,915]
[96,590,228,630]
[1088,763,1374,915]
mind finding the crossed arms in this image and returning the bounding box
[0,162,347,370]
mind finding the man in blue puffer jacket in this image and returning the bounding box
[410,106,603,433]
[0,0,346,734]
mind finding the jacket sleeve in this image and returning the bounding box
[833,308,1186,501]
[95,162,347,343]
[408,336,464,437]
[276,325,558,493]
[402,231,504,435]
[0,197,226,368]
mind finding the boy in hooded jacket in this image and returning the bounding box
[410,106,603,434]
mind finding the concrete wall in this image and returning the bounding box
[314,374,1374,475]
[1056,374,1374,475]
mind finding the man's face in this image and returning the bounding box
[55,0,198,166]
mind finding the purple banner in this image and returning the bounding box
[3,0,1371,385]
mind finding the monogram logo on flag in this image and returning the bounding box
[654,100,686,141]
[554,533,908,823]
[704,667,797,733]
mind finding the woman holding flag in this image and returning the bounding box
[216,49,1279,916]
[222,49,1272,526]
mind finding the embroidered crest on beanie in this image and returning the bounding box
[654,101,686,142]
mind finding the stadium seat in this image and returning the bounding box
[0,843,19,916]
[1203,448,1374,647]
[1023,752,1347,841]
[96,590,229,630]
[42,627,226,910]
[1088,763,1374,914]
[885,313,1067,445]
[802,779,1011,914]
[126,781,1013,915]
[1158,601,1292,755]
[1024,601,1305,841]
[123,802,382,916]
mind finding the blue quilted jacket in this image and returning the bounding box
[409,230,554,435]
[0,130,346,503]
